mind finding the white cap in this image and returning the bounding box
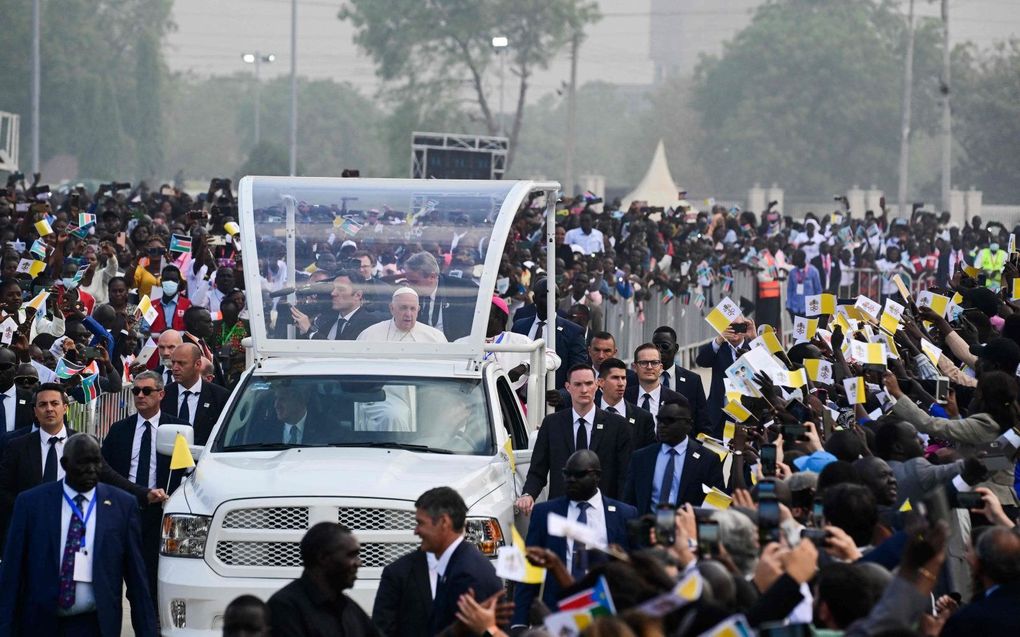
[392,286,419,300]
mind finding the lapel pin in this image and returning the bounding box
[103,500,112,506]
[596,424,604,430]
[693,452,700,459]
[628,418,635,424]
[557,326,563,331]
[203,403,210,408]
[18,399,25,405]
[608,505,616,512]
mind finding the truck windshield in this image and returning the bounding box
[214,375,493,455]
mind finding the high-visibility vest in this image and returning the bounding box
[758,252,780,298]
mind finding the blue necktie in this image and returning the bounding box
[659,448,678,506]
[662,371,671,389]
[571,502,591,580]
[135,421,152,487]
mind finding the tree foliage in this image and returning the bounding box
[340,0,599,171]
[691,0,943,197]
[0,0,173,180]
[953,40,1020,203]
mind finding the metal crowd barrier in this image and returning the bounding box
[66,384,137,441]
[601,271,758,367]
[836,267,936,301]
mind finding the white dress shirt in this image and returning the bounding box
[565,489,607,574]
[176,379,203,425]
[426,551,439,599]
[130,412,161,488]
[434,534,465,583]
[600,396,626,414]
[571,407,595,447]
[0,386,16,432]
[59,481,97,615]
[564,227,605,255]
[40,425,68,481]
[637,384,663,419]
[283,412,308,444]
[527,317,549,342]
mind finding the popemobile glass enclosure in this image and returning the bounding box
[237,177,561,361]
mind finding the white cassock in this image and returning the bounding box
[357,319,448,343]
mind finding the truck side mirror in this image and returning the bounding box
[156,424,202,462]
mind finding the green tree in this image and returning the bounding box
[692,0,943,198]
[237,141,293,178]
[953,40,1020,203]
[340,0,599,171]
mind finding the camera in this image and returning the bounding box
[731,321,748,334]
[655,506,676,547]
[697,520,720,557]
[954,491,983,509]
[760,443,777,477]
[800,528,828,546]
[111,182,130,192]
[757,480,781,545]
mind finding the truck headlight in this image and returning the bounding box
[464,517,504,556]
[161,514,211,557]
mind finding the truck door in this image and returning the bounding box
[495,376,531,496]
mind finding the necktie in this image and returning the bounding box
[164,369,174,387]
[419,297,432,326]
[571,502,591,579]
[135,421,152,488]
[330,316,347,339]
[661,371,671,390]
[659,448,678,506]
[58,494,86,609]
[0,394,7,432]
[575,418,588,451]
[179,390,192,424]
[641,393,652,412]
[43,436,61,482]
[287,425,299,445]
[605,405,618,414]
[535,319,546,341]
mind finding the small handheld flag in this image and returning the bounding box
[170,433,196,470]
[55,358,85,379]
[34,219,53,237]
[137,295,159,326]
[169,234,192,254]
[29,239,47,261]
[80,372,100,404]
[705,297,742,335]
[78,212,96,228]
[843,377,866,404]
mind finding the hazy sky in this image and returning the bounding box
[165,0,1020,100]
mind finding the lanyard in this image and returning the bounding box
[63,491,97,550]
[483,332,505,361]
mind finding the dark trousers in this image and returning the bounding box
[57,612,100,637]
[141,504,163,612]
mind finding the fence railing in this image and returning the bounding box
[836,267,937,301]
[67,384,137,441]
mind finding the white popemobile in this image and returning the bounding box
[154,177,560,635]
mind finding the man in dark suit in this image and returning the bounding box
[512,450,638,628]
[413,487,502,635]
[551,331,638,409]
[652,326,711,436]
[810,242,841,294]
[292,271,382,340]
[227,385,329,446]
[373,548,432,637]
[403,251,478,341]
[624,343,689,423]
[695,317,755,438]
[0,434,157,636]
[941,526,1020,637]
[516,364,633,516]
[596,358,655,451]
[0,383,161,551]
[162,342,230,445]
[101,370,187,608]
[512,277,588,388]
[623,401,726,514]
[0,347,34,434]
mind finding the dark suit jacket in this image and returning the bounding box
[373,549,431,637]
[511,495,638,626]
[810,254,842,294]
[0,427,147,550]
[0,481,157,637]
[611,400,656,452]
[101,413,189,496]
[227,408,330,447]
[695,341,741,437]
[511,314,588,388]
[1,387,34,433]
[422,274,478,342]
[522,408,633,501]
[310,306,382,341]
[623,439,726,515]
[662,363,711,437]
[430,540,502,635]
[624,384,689,415]
[160,380,230,445]
[941,581,1020,637]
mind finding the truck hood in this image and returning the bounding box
[178,447,504,514]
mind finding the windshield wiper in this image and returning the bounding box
[226,442,296,452]
[328,442,455,454]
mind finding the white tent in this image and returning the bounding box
[621,140,680,208]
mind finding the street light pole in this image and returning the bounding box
[243,52,275,146]
[30,0,40,174]
[491,36,508,137]
[289,0,298,176]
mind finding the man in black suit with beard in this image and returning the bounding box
[515,364,633,516]
[402,251,478,341]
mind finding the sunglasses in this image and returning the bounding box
[14,376,37,387]
[131,386,160,396]
[0,362,14,372]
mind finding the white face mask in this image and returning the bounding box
[162,280,179,297]
[496,277,510,295]
[990,243,1000,252]
[61,277,78,290]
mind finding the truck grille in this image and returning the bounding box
[210,501,419,575]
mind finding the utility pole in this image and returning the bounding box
[563,31,580,197]
[289,0,298,176]
[30,0,40,174]
[940,0,952,213]
[896,0,915,218]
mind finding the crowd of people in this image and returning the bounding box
[0,172,1018,636]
